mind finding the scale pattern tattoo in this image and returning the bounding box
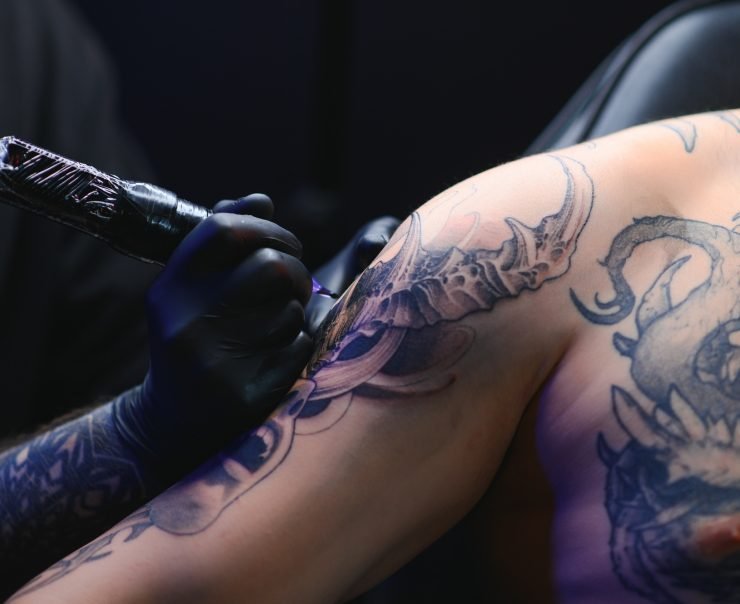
[572,216,740,603]
[12,155,595,599]
[0,407,147,599]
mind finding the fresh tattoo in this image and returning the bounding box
[0,403,149,599]
[659,119,697,153]
[12,155,595,598]
[572,216,740,603]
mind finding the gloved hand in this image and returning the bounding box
[112,194,314,481]
[304,216,401,335]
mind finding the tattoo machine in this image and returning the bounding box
[0,136,337,298]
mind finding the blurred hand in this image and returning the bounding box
[113,194,314,479]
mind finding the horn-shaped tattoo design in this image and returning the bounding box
[573,214,740,602]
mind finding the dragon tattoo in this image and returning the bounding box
[572,216,740,603]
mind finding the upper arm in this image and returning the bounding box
[10,153,598,603]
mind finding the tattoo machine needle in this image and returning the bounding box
[0,136,338,298]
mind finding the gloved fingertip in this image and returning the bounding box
[213,193,274,219]
[261,300,306,348]
[259,330,314,380]
[257,221,303,258]
[300,273,315,307]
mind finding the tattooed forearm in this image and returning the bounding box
[13,155,596,598]
[573,215,740,602]
[0,397,153,599]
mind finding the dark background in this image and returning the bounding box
[68,0,675,268]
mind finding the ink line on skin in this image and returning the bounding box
[0,136,337,298]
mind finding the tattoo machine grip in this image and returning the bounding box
[0,136,338,297]
[0,136,213,265]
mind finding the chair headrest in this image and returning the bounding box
[528,0,740,153]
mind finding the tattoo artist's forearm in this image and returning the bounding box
[0,399,152,598]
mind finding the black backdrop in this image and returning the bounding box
[69,0,675,268]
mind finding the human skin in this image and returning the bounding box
[11,111,740,604]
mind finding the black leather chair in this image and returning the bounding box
[356,1,740,601]
[529,0,740,154]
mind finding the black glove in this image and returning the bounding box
[112,194,314,481]
[305,216,401,335]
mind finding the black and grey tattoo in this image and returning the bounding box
[12,155,595,598]
[659,119,697,153]
[573,216,740,603]
[0,404,149,598]
[716,111,740,134]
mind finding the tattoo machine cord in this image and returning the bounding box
[0,136,337,298]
